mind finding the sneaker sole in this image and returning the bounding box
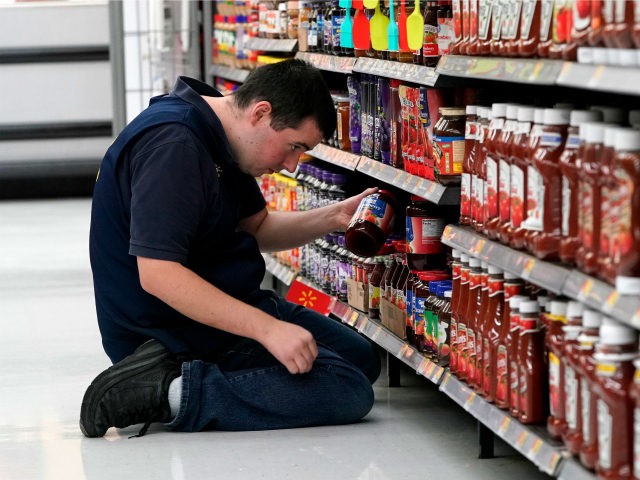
[80,340,175,438]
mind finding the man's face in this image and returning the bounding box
[236,115,324,177]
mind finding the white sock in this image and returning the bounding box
[168,376,182,418]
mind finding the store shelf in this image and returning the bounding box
[352,57,439,86]
[440,373,565,476]
[245,37,297,52]
[210,64,250,83]
[437,55,563,85]
[441,225,640,329]
[306,143,361,171]
[356,157,460,205]
[556,61,640,96]
[295,51,357,74]
[263,253,297,286]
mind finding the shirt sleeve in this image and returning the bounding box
[128,126,214,263]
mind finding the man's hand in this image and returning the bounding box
[260,320,318,374]
[333,187,379,231]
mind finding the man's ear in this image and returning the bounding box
[249,101,272,126]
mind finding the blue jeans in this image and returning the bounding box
[167,294,381,431]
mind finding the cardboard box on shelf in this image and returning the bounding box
[347,278,369,313]
[380,297,406,339]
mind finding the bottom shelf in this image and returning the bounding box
[330,299,596,479]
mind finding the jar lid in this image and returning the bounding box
[517,106,535,123]
[570,109,602,127]
[599,316,637,345]
[520,300,540,314]
[452,249,461,259]
[439,107,466,116]
[460,253,469,263]
[584,122,606,144]
[582,309,602,329]
[614,128,640,152]
[549,300,568,316]
[533,108,546,124]
[544,108,571,126]
[566,300,584,318]
[468,257,481,268]
[510,295,529,309]
[488,265,503,275]
[505,104,520,120]
[491,103,508,118]
[537,295,551,311]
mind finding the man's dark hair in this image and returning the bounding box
[232,59,337,140]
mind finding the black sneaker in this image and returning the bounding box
[80,339,181,438]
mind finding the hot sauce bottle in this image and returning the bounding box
[511,107,545,251]
[508,294,528,418]
[460,105,478,226]
[483,265,505,403]
[589,0,608,46]
[561,301,585,451]
[519,0,542,56]
[546,300,570,440]
[452,252,471,374]
[483,103,507,239]
[593,317,638,480]
[537,0,557,56]
[525,108,571,261]
[460,256,482,382]
[518,300,547,424]
[472,261,491,392]
[559,111,603,266]
[613,129,640,296]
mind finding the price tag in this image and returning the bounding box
[369,325,382,341]
[442,225,454,241]
[397,343,411,359]
[547,452,562,474]
[603,290,620,314]
[521,258,535,280]
[348,310,360,327]
[515,431,529,448]
[472,239,486,255]
[578,279,594,302]
[417,358,429,375]
[528,438,543,457]
[441,372,452,388]
[464,391,476,410]
[498,417,511,436]
[425,362,436,378]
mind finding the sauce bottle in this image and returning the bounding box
[406,269,419,344]
[459,256,482,382]
[465,0,480,55]
[483,265,505,403]
[613,129,640,296]
[483,103,508,239]
[495,273,525,409]
[449,249,463,372]
[450,0,463,54]
[518,0,542,56]
[405,197,447,271]
[508,294,528,418]
[537,0,556,57]
[437,0,455,58]
[503,0,523,56]
[368,256,386,319]
[546,300,569,440]
[423,1,440,67]
[579,309,603,471]
[433,107,466,185]
[460,105,479,226]
[475,0,494,55]
[452,252,471,374]
[511,107,545,251]
[526,108,571,261]
[489,0,504,55]
[559,111,603,266]
[518,300,547,424]
[473,107,492,234]
[472,261,490,392]
[345,190,397,257]
[575,122,607,275]
[561,301,584,451]
[547,0,570,59]
[436,288,453,364]
[588,0,608,46]
[593,317,638,480]
[565,0,592,60]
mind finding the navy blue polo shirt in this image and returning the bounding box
[90,77,267,363]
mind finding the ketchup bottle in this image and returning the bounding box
[518,300,547,424]
[546,300,569,440]
[588,0,609,46]
[473,107,491,234]
[559,111,603,266]
[519,0,542,56]
[526,108,571,261]
[452,252,471,375]
[489,0,504,55]
[460,105,478,226]
[561,301,584,450]
[612,0,634,48]
[504,0,523,56]
[476,0,494,55]
[512,107,545,251]
[449,249,462,372]
[507,294,528,418]
[575,122,608,275]
[473,261,491,392]
[483,103,508,239]
[465,0,480,54]
[488,104,519,241]
[593,317,638,480]
[537,0,556,57]
[460,256,482,383]
[565,0,592,60]
[547,0,570,59]
[494,273,524,409]
[483,265,505,403]
[613,129,640,296]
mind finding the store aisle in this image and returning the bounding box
[0,198,550,480]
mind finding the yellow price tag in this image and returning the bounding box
[498,417,511,435]
[579,279,594,301]
[604,290,620,313]
[516,431,529,448]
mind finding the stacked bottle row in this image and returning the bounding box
[449,250,640,480]
[341,73,464,185]
[213,2,262,69]
[459,102,640,293]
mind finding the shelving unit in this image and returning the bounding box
[209,64,250,83]
[244,37,297,52]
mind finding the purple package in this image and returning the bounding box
[347,75,361,154]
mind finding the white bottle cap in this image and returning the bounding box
[488,265,503,275]
[563,325,583,339]
[517,106,535,123]
[510,295,529,310]
[460,253,470,263]
[466,105,478,115]
[544,108,571,126]
[591,105,625,123]
[604,126,621,148]
[537,295,552,311]
[614,128,640,152]
[599,316,638,345]
[584,122,606,144]
[519,300,541,314]
[566,301,584,319]
[444,290,452,298]
[504,271,520,280]
[582,309,602,329]
[534,108,546,124]
[452,249,461,259]
[506,104,520,120]
[481,261,489,270]
[549,300,568,316]
[629,110,640,127]
[492,103,508,118]
[570,110,602,126]
[469,257,482,268]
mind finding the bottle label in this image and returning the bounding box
[499,159,511,222]
[467,328,476,381]
[539,132,564,147]
[369,284,381,311]
[520,0,536,40]
[600,186,613,256]
[549,352,562,417]
[510,353,519,410]
[551,0,567,43]
[572,0,591,34]
[414,296,427,337]
[615,0,627,22]
[504,282,523,300]
[482,337,491,392]
[561,176,571,237]
[519,362,528,411]
[510,165,525,228]
[491,0,504,39]
[564,364,578,430]
[453,0,463,42]
[597,399,612,470]
[478,0,493,40]
[461,172,472,218]
[438,16,455,55]
[488,278,504,296]
[423,24,439,57]
[406,216,446,254]
[581,181,594,249]
[465,120,478,140]
[509,0,523,39]
[581,380,591,443]
[349,195,394,235]
[486,155,499,219]
[603,0,615,23]
[496,344,508,402]
[438,319,449,361]
[614,168,633,260]
[539,0,554,41]
[473,176,485,225]
[635,0,640,23]
[525,165,545,231]
[469,0,479,41]
[433,135,465,175]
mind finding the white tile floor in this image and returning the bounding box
[0,198,551,480]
